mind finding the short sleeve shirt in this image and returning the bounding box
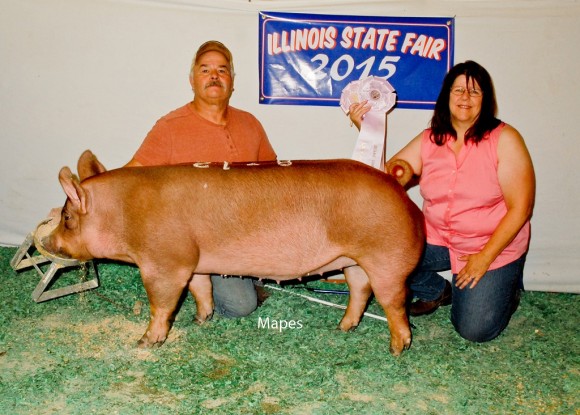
[133,103,277,165]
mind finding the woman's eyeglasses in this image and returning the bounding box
[450,86,482,97]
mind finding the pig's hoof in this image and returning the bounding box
[137,339,160,349]
[137,334,166,349]
[337,323,358,333]
[389,337,412,356]
[194,312,214,326]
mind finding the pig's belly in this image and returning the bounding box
[195,251,357,280]
[192,222,359,279]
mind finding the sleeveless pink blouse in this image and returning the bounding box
[419,122,530,273]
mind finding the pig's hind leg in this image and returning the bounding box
[365,265,412,356]
[138,265,193,348]
[338,265,373,332]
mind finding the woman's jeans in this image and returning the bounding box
[409,243,526,342]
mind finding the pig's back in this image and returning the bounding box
[89,159,421,248]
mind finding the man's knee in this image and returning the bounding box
[221,298,257,318]
[211,275,258,318]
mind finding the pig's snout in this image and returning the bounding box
[33,217,73,259]
[40,233,72,259]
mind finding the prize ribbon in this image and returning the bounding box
[340,77,396,170]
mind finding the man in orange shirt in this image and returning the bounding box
[126,40,277,319]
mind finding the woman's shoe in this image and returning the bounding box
[409,280,452,316]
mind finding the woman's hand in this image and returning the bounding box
[456,252,494,289]
[348,100,371,130]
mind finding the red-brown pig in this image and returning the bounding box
[43,150,424,356]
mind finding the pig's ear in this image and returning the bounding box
[59,166,88,214]
[77,150,107,181]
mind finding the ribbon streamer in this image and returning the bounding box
[340,77,396,170]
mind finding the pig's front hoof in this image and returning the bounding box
[194,312,214,326]
[337,323,358,333]
[137,333,166,349]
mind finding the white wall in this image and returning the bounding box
[1,0,579,292]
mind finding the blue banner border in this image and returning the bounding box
[259,11,455,110]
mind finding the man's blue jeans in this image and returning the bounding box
[211,275,258,318]
[409,243,526,342]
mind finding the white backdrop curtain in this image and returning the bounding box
[1,0,578,292]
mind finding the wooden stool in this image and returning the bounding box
[10,219,99,302]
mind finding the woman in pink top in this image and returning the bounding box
[349,61,535,342]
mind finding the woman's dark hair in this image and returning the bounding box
[430,60,501,145]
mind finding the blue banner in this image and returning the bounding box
[259,11,454,110]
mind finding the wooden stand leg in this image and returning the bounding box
[31,261,99,303]
[11,223,100,303]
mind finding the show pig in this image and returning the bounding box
[43,150,424,356]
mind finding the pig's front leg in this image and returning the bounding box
[188,274,214,324]
[138,265,192,348]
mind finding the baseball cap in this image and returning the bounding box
[193,40,234,73]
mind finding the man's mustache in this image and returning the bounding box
[204,81,223,89]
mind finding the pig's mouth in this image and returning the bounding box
[41,237,72,259]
